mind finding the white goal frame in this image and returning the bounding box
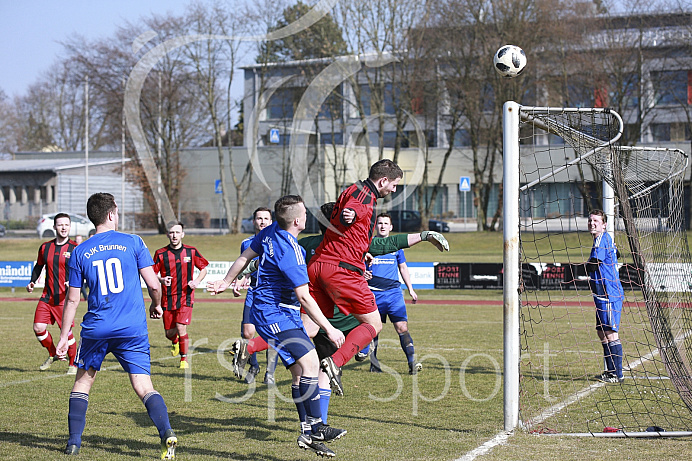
[502,101,692,437]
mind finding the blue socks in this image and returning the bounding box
[399,332,415,366]
[319,387,332,424]
[67,392,89,447]
[299,377,323,433]
[610,340,623,379]
[602,340,624,379]
[142,391,171,440]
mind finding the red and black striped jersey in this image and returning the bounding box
[153,244,209,311]
[36,239,77,306]
[313,179,379,271]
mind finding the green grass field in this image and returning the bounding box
[1,233,692,459]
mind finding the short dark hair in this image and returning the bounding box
[369,159,403,182]
[253,207,272,220]
[87,193,117,226]
[274,195,304,230]
[376,212,392,223]
[589,209,607,222]
[54,212,71,223]
[167,220,184,231]
[318,202,336,235]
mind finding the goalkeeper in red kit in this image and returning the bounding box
[307,159,403,395]
[153,221,209,369]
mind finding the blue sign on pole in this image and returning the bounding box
[459,176,471,192]
[214,179,222,194]
[0,261,34,287]
[269,128,280,144]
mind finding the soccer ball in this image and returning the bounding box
[493,45,527,78]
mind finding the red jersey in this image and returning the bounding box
[313,179,379,271]
[36,239,77,306]
[153,244,209,311]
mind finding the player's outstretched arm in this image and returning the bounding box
[411,231,449,252]
[56,287,81,359]
[207,247,258,295]
[368,230,449,256]
[294,284,345,348]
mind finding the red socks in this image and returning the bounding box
[179,334,189,359]
[36,329,56,357]
[332,323,377,367]
[67,332,77,366]
[247,336,269,355]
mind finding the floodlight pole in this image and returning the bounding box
[502,101,521,431]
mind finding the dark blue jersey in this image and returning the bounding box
[68,230,154,339]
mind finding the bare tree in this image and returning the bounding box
[183,1,249,233]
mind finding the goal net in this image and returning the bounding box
[503,102,692,435]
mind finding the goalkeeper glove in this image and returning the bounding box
[420,230,449,252]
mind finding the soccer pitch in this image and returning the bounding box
[1,289,688,460]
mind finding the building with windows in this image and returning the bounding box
[241,12,692,227]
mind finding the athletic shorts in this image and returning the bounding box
[162,306,193,330]
[594,297,622,332]
[242,288,255,325]
[75,335,151,374]
[373,289,408,324]
[254,309,313,369]
[34,300,73,328]
[308,261,377,317]
[313,327,356,361]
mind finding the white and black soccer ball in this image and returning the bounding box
[493,45,527,78]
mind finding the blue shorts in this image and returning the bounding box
[252,305,312,368]
[241,288,255,326]
[76,335,151,374]
[373,289,408,324]
[594,297,622,332]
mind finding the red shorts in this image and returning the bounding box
[163,306,193,330]
[33,300,73,328]
[308,261,376,317]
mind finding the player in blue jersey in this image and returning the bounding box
[586,209,625,384]
[208,195,346,458]
[366,212,422,375]
[56,193,177,459]
[235,207,279,384]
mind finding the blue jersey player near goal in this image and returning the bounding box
[366,212,422,375]
[56,193,177,459]
[586,209,625,384]
[208,195,347,457]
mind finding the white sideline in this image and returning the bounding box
[455,431,512,461]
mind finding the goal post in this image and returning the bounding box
[503,101,521,431]
[503,101,692,436]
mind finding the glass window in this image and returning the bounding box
[652,70,689,106]
[267,88,305,119]
[652,123,670,142]
[320,132,343,145]
[448,129,471,147]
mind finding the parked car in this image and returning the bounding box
[36,213,95,239]
[241,217,255,234]
[0,223,5,237]
[428,219,450,233]
[387,210,422,232]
